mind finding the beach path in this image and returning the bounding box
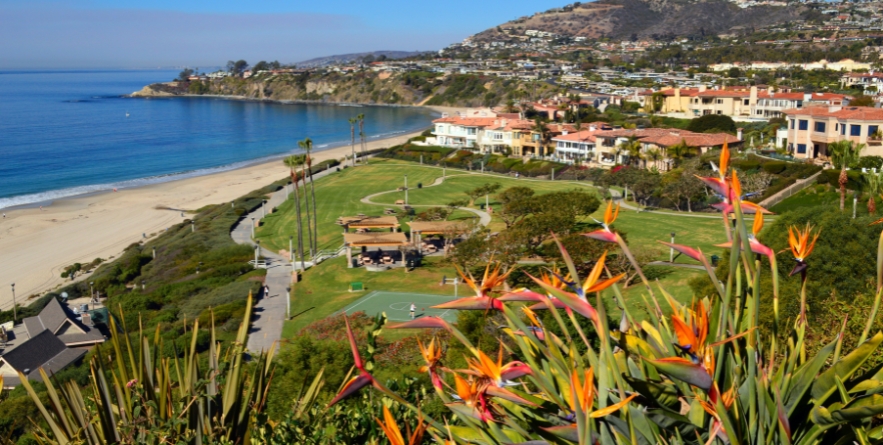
[236,164,342,353]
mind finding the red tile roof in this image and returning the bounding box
[591,128,738,148]
[783,106,883,121]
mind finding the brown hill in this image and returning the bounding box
[474,0,807,41]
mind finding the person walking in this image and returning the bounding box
[410,302,416,320]
[264,284,270,297]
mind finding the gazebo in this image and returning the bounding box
[343,232,410,268]
[337,216,400,233]
[408,221,468,255]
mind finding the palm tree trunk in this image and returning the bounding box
[292,174,306,269]
[350,126,356,168]
[301,166,314,258]
[840,167,848,211]
[308,162,319,254]
[870,196,876,215]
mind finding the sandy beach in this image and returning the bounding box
[0,127,429,309]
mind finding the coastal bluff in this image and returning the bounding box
[130,82,180,97]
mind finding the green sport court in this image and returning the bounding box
[339,291,460,323]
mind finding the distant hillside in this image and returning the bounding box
[473,0,808,41]
[296,51,427,68]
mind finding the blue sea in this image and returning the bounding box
[0,70,436,210]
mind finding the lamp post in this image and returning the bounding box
[289,236,294,264]
[254,244,260,269]
[251,217,256,238]
[262,200,267,218]
[10,283,16,322]
[152,247,156,259]
[191,220,195,233]
[669,232,676,262]
[197,262,202,275]
[90,281,94,303]
[404,175,408,206]
[141,280,145,291]
[286,286,291,320]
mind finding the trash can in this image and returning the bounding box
[711,255,720,267]
[417,183,423,189]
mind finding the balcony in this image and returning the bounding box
[810,133,839,144]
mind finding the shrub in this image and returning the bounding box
[761,161,787,174]
[731,159,760,171]
[823,169,864,190]
[858,156,883,170]
[686,114,736,133]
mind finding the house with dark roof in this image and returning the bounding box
[22,297,104,347]
[0,330,87,389]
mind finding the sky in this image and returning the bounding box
[0,0,566,69]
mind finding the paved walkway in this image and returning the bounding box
[360,174,492,226]
[232,165,340,353]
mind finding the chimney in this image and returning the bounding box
[804,93,812,102]
[737,128,743,141]
[699,85,707,93]
[749,86,758,106]
[589,124,597,131]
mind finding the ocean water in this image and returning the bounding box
[0,70,436,210]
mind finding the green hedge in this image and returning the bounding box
[762,161,787,174]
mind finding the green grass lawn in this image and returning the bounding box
[275,159,729,338]
[771,183,872,215]
[284,255,459,337]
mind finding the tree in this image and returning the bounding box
[645,148,662,170]
[357,114,367,164]
[291,168,306,268]
[619,137,643,168]
[850,94,875,107]
[177,68,194,81]
[252,61,269,72]
[299,138,319,255]
[662,165,705,211]
[532,118,552,156]
[666,139,691,167]
[348,117,358,167]
[867,172,882,214]
[497,187,536,229]
[687,114,736,134]
[227,60,249,75]
[830,140,864,211]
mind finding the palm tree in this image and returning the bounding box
[302,137,319,254]
[646,148,662,170]
[667,139,690,168]
[619,136,643,168]
[830,140,864,211]
[532,118,551,157]
[867,171,882,214]
[290,168,306,270]
[348,117,358,168]
[297,139,315,257]
[357,113,366,165]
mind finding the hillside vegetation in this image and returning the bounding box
[474,0,807,40]
[144,71,558,108]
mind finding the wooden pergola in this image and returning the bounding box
[343,232,410,268]
[337,216,400,233]
[408,221,468,255]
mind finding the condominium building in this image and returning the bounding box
[783,106,883,161]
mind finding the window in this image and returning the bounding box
[435,125,444,134]
[791,119,796,129]
[851,125,862,136]
[797,144,807,154]
[842,124,847,135]
[744,99,750,105]
[717,99,723,104]
[717,110,722,115]
[798,120,808,130]
[835,124,839,131]
[814,122,826,132]
[870,125,879,136]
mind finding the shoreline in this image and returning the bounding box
[0,125,434,309]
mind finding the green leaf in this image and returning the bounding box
[812,332,883,403]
